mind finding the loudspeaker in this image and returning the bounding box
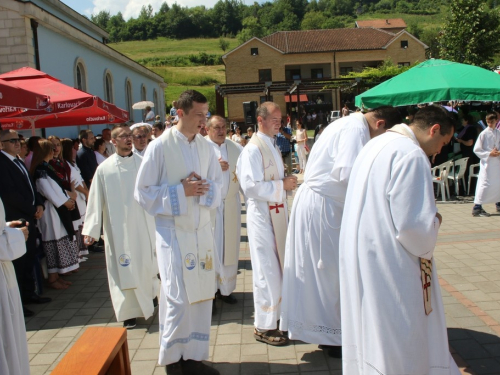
[243,101,258,125]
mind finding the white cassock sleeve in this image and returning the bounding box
[0,199,26,261]
[387,150,440,260]
[134,143,188,217]
[37,177,68,208]
[82,168,104,240]
[199,147,223,209]
[331,127,367,187]
[236,146,284,202]
[473,132,490,160]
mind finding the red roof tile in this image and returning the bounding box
[261,28,397,54]
[356,18,407,29]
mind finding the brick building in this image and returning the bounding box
[221,27,426,123]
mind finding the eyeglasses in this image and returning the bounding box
[1,138,20,144]
[133,134,147,140]
[116,134,133,140]
[211,127,226,132]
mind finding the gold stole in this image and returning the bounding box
[249,133,288,271]
[161,128,215,304]
[388,124,433,315]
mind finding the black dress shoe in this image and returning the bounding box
[212,300,217,316]
[25,295,52,304]
[165,360,183,374]
[153,296,159,308]
[219,294,237,304]
[182,360,219,375]
[123,318,137,329]
[23,307,35,317]
[89,245,104,253]
[327,346,342,358]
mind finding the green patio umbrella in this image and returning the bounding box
[355,59,500,109]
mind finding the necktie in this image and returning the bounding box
[14,158,35,203]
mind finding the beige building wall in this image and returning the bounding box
[0,2,35,73]
[224,33,427,122]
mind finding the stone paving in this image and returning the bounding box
[25,196,500,375]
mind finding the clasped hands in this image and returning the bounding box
[8,221,29,241]
[283,175,298,191]
[182,172,210,196]
[490,147,500,157]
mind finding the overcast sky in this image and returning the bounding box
[61,0,225,20]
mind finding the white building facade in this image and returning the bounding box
[0,0,166,138]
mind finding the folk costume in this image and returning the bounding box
[236,132,288,330]
[35,161,79,274]
[280,113,370,346]
[0,198,30,375]
[339,124,460,375]
[206,137,243,296]
[134,128,223,365]
[83,152,159,323]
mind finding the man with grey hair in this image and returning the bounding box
[205,116,243,307]
[236,102,297,346]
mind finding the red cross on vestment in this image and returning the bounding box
[423,274,431,300]
[269,203,284,214]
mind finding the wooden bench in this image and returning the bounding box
[52,327,131,375]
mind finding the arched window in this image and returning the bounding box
[104,70,114,103]
[74,58,87,92]
[125,79,133,121]
[153,89,159,118]
[141,84,147,101]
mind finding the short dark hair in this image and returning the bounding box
[94,138,105,151]
[177,90,207,114]
[486,111,498,121]
[367,106,403,129]
[412,105,456,136]
[111,124,130,139]
[256,102,280,120]
[79,129,93,141]
[153,122,165,131]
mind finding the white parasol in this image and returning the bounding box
[132,101,154,110]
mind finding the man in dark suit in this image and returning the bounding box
[76,130,97,188]
[0,130,51,316]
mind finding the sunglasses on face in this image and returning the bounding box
[1,138,20,144]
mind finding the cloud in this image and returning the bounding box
[91,0,220,19]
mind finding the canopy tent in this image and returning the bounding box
[0,67,129,134]
[355,59,500,109]
[0,79,50,111]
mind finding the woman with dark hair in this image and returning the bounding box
[62,138,89,258]
[94,138,107,164]
[24,135,41,170]
[31,139,79,289]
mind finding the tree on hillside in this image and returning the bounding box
[237,16,266,43]
[439,0,500,68]
[301,11,328,30]
[91,10,110,30]
[219,37,230,52]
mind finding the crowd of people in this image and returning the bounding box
[1,89,467,375]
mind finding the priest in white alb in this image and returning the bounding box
[205,115,243,305]
[0,197,30,375]
[280,106,402,357]
[471,111,500,217]
[236,101,297,346]
[134,90,222,375]
[339,105,460,375]
[83,124,159,330]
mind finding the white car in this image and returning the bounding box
[327,109,354,123]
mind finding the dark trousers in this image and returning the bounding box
[12,222,37,302]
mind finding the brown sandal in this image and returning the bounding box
[254,329,289,346]
[48,279,69,290]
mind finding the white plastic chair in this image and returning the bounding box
[467,163,480,195]
[431,160,452,201]
[447,157,469,196]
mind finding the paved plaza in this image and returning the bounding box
[25,194,500,375]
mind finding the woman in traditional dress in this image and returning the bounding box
[295,120,308,174]
[62,138,89,258]
[94,138,107,165]
[30,139,79,289]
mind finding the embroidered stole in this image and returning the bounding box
[249,133,288,271]
[388,124,433,315]
[161,129,215,304]
[223,140,242,266]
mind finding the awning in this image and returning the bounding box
[285,94,308,103]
